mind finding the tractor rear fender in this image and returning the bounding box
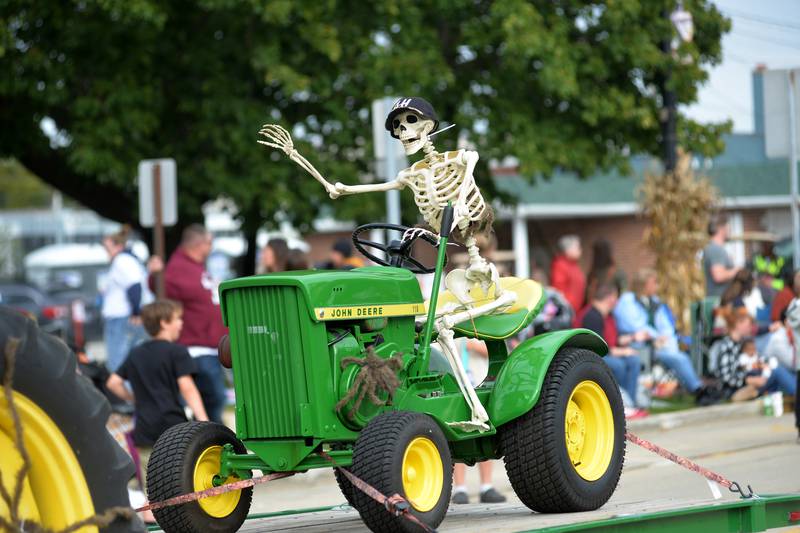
[487,328,608,427]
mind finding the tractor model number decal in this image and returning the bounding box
[314,303,424,321]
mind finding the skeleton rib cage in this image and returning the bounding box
[399,150,488,233]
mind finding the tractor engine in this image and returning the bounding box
[219,267,424,444]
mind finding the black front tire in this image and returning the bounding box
[501,347,625,512]
[147,421,252,533]
[349,411,452,533]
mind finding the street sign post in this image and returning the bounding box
[371,97,408,259]
[138,158,177,298]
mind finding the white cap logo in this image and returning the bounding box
[393,98,412,110]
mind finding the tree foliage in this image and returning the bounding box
[0,0,730,270]
[0,159,52,208]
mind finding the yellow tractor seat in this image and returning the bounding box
[428,277,545,341]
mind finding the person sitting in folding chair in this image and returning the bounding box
[614,269,718,406]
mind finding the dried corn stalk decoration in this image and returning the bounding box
[639,152,718,333]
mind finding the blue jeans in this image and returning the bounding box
[760,366,797,396]
[655,349,703,393]
[104,316,148,372]
[604,355,641,407]
[193,355,226,424]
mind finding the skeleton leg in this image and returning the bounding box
[434,323,490,432]
[432,289,517,433]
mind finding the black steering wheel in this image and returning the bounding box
[352,223,445,274]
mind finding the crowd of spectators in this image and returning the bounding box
[539,215,798,429]
[700,216,798,413]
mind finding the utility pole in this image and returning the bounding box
[371,97,407,259]
[660,40,678,173]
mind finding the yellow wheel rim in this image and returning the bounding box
[0,391,96,532]
[193,445,241,518]
[401,437,443,512]
[564,380,614,481]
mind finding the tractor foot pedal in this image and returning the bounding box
[447,420,490,432]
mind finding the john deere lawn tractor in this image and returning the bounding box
[147,206,625,532]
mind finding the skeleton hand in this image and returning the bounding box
[257,124,295,156]
[258,123,338,196]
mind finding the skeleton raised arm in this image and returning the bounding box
[258,123,411,200]
[258,124,339,197]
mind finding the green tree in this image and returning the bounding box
[0,159,52,208]
[0,0,729,273]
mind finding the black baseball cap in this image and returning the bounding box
[385,97,439,138]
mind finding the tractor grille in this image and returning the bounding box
[225,285,309,438]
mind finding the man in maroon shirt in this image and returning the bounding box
[162,224,227,423]
[550,234,587,313]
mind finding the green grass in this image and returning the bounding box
[647,393,697,414]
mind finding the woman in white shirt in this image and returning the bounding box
[101,227,151,371]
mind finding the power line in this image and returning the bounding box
[732,27,800,50]
[720,6,800,31]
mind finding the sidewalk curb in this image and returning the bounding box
[627,399,765,432]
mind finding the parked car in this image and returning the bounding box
[0,282,69,338]
[24,243,114,343]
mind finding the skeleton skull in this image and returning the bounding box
[391,111,435,156]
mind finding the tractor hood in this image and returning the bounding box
[219,266,425,324]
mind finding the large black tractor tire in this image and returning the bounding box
[147,421,252,533]
[0,307,144,532]
[501,347,625,513]
[348,411,452,533]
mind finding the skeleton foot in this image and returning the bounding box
[435,322,490,432]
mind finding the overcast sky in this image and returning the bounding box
[682,0,800,133]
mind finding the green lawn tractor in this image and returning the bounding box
[147,206,626,532]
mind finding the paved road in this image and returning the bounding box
[238,411,799,532]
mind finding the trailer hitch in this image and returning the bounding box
[729,481,756,499]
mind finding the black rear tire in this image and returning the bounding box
[501,347,625,512]
[350,411,452,533]
[147,421,252,533]
[0,307,144,532]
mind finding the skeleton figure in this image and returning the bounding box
[258,97,516,431]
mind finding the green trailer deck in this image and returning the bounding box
[152,494,800,532]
